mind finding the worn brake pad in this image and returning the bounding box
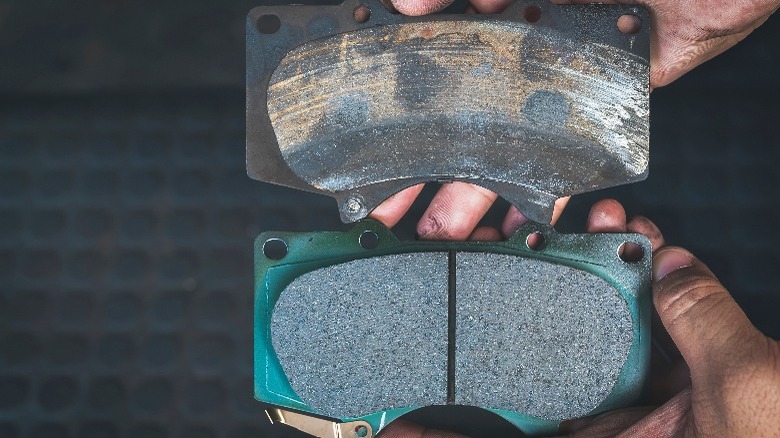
[246,0,651,223]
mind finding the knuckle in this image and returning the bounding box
[655,273,726,325]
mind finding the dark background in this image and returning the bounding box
[0,0,778,437]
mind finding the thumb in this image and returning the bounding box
[652,247,764,380]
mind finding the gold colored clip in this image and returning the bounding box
[266,408,373,438]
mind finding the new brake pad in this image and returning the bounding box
[254,221,651,437]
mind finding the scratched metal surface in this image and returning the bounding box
[247,0,651,224]
[270,22,649,215]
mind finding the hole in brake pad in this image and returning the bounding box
[270,252,632,421]
[246,2,651,224]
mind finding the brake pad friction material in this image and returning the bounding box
[255,221,652,436]
[272,253,449,418]
[455,253,632,420]
[247,0,651,223]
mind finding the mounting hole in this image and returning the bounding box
[523,5,542,23]
[257,14,281,34]
[359,230,379,250]
[353,5,371,23]
[263,238,288,260]
[354,425,368,437]
[526,232,545,250]
[618,242,644,263]
[617,14,642,34]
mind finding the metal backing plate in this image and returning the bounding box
[246,0,651,223]
[254,221,652,436]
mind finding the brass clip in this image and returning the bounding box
[266,407,373,438]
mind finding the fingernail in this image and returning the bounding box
[653,248,694,281]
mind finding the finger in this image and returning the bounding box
[553,406,655,437]
[469,0,513,14]
[469,226,502,241]
[652,247,765,379]
[627,215,665,251]
[614,388,692,437]
[586,198,627,233]
[390,0,454,15]
[501,196,570,238]
[379,420,470,438]
[501,206,529,238]
[417,182,497,240]
[370,184,425,228]
[550,196,571,225]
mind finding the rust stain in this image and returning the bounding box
[266,21,649,194]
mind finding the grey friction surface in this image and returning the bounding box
[455,253,633,421]
[271,253,449,419]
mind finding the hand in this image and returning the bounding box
[379,199,780,438]
[371,0,778,239]
[370,182,569,240]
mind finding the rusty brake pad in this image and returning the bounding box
[246,0,650,223]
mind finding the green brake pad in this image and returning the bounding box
[254,220,651,437]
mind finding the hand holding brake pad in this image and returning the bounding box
[246,0,651,224]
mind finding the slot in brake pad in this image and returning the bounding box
[254,221,652,437]
[246,0,651,223]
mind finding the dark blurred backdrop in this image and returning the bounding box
[0,1,778,437]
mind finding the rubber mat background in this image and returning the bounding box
[1,1,779,437]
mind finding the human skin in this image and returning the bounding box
[379,199,780,438]
[369,0,779,240]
